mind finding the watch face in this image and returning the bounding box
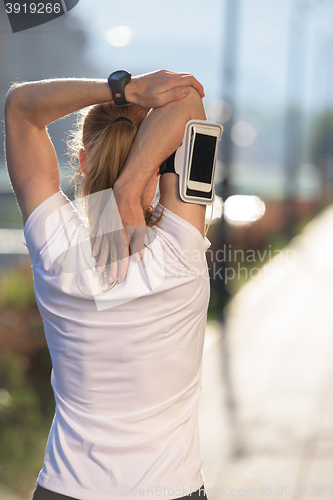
[111,70,129,81]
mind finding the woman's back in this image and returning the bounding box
[23,189,210,499]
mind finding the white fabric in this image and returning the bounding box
[23,190,211,500]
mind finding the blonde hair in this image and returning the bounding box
[67,102,162,235]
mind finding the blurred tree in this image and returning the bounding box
[311,110,333,206]
[0,265,54,495]
[214,0,240,316]
[283,0,308,238]
[0,350,48,493]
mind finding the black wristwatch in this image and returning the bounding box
[107,70,131,105]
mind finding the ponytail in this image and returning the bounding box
[67,102,163,232]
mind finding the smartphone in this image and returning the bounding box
[186,125,220,193]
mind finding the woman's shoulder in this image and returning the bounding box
[152,202,210,253]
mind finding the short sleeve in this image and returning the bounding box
[23,191,83,268]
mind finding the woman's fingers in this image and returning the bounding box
[94,228,144,286]
[110,229,129,284]
[155,86,191,106]
[116,250,129,284]
[96,236,110,274]
[171,73,205,98]
[107,233,118,284]
[130,70,204,108]
[153,83,204,108]
[128,225,146,262]
[92,234,102,257]
[153,70,205,97]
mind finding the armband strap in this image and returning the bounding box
[159,152,176,175]
[159,119,223,206]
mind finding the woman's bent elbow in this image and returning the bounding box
[4,83,28,117]
[160,87,206,124]
[174,87,207,122]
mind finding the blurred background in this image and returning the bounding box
[1,0,333,498]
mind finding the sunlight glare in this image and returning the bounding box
[224,195,266,226]
[104,26,133,47]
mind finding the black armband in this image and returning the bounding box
[159,152,176,175]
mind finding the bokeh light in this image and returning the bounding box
[104,26,133,47]
[205,98,233,124]
[0,388,12,408]
[224,195,266,226]
[231,121,257,147]
[0,229,27,254]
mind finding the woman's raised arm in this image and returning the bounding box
[4,79,111,224]
[115,87,207,232]
[109,87,207,284]
[4,71,204,224]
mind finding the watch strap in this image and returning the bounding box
[108,71,131,106]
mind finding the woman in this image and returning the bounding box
[4,70,211,500]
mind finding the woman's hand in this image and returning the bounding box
[126,70,205,109]
[91,186,146,285]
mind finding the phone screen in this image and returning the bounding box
[189,132,217,185]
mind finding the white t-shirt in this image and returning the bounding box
[23,190,211,500]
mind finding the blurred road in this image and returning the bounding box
[199,205,333,499]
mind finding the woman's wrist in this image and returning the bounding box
[113,179,143,203]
